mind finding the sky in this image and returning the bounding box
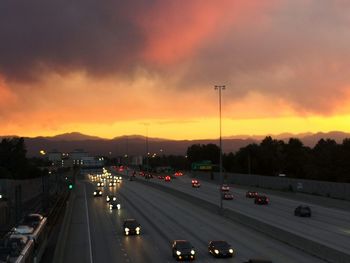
[1,0,350,140]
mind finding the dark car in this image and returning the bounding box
[96,182,104,187]
[108,181,116,187]
[93,189,102,197]
[294,205,311,217]
[158,175,165,179]
[246,191,258,198]
[221,184,230,191]
[222,192,234,200]
[172,240,196,261]
[254,195,269,205]
[145,174,153,179]
[208,240,235,258]
[191,180,201,188]
[106,195,117,202]
[123,219,141,236]
[109,200,121,210]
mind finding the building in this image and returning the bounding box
[48,150,62,166]
[81,157,104,168]
[70,149,89,165]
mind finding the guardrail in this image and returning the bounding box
[134,177,350,263]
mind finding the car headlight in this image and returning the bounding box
[190,250,195,255]
[214,249,219,254]
[99,191,102,194]
[117,204,121,210]
[109,205,112,210]
[106,196,110,201]
[229,249,234,253]
[176,251,181,256]
[135,227,140,231]
[93,192,97,195]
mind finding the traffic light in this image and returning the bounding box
[68,184,73,190]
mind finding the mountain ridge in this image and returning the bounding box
[2,131,350,157]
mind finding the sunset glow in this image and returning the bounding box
[1,1,350,139]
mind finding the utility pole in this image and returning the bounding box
[214,85,225,212]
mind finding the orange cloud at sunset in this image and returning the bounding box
[1,1,350,139]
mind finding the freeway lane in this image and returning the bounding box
[85,174,325,263]
[140,173,350,254]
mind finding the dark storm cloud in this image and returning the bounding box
[0,0,152,81]
[179,0,350,114]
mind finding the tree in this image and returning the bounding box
[0,137,45,179]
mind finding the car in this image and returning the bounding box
[139,171,145,177]
[254,195,269,205]
[109,200,121,210]
[106,195,117,202]
[145,174,153,179]
[174,171,183,176]
[294,205,311,217]
[96,182,104,187]
[93,190,102,197]
[123,219,141,236]
[158,175,165,179]
[208,240,235,258]
[108,182,116,187]
[172,240,196,261]
[246,191,258,198]
[165,176,171,182]
[221,184,230,191]
[222,192,234,200]
[191,180,201,188]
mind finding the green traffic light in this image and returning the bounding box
[69,184,73,190]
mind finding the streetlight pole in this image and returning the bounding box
[215,85,225,211]
[144,124,149,174]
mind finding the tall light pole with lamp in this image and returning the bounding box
[214,85,225,211]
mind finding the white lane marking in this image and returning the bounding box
[84,184,94,263]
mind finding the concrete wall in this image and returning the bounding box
[192,171,350,201]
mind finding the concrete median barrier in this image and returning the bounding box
[135,178,350,263]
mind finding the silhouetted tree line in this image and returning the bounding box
[0,138,47,179]
[186,137,350,183]
[147,155,189,170]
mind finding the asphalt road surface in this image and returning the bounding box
[142,173,350,255]
[61,174,326,263]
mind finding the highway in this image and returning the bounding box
[140,173,350,255]
[60,174,326,263]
